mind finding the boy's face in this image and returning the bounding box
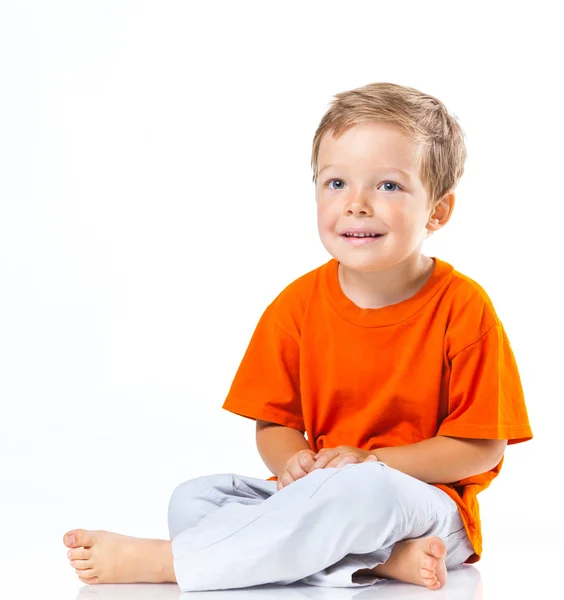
[315,121,439,272]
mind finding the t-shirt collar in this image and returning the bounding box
[322,256,454,327]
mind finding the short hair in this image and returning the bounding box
[311,82,467,211]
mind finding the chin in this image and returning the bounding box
[330,252,387,273]
[320,237,392,270]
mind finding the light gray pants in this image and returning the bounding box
[168,461,475,592]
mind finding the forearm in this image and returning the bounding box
[256,423,310,477]
[372,435,506,484]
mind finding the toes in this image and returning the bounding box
[428,537,446,558]
[68,548,91,560]
[70,559,92,570]
[64,530,79,547]
[76,568,96,579]
[65,529,94,548]
[422,575,440,589]
[79,575,98,584]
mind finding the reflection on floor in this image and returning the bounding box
[74,564,481,600]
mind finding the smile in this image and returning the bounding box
[341,233,386,245]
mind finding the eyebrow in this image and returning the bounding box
[318,164,411,179]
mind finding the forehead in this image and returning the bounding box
[318,121,418,173]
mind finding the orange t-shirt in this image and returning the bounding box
[221,256,533,563]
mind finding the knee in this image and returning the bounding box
[168,477,201,511]
[167,474,232,539]
[168,475,218,514]
[322,462,399,519]
[167,476,211,536]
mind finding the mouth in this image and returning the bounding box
[341,233,384,238]
[340,232,386,245]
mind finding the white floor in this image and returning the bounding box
[2,526,553,599]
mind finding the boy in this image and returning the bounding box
[63,82,532,591]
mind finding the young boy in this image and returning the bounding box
[63,82,533,592]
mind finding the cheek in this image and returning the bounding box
[386,207,414,232]
[316,205,336,230]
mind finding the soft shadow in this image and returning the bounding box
[76,564,481,600]
[76,583,181,600]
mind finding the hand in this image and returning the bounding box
[276,449,317,491]
[308,445,377,472]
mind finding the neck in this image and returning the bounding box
[338,253,434,309]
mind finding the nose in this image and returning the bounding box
[344,190,373,216]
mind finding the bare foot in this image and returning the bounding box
[63,529,176,585]
[368,535,447,590]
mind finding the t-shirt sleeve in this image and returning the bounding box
[221,302,305,432]
[437,324,533,444]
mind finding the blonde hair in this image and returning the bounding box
[311,82,467,211]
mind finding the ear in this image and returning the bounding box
[426,191,455,234]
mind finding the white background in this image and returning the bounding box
[0,1,561,598]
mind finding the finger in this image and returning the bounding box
[290,469,308,483]
[336,455,361,468]
[277,471,294,490]
[326,453,361,469]
[313,448,328,460]
[309,459,322,471]
[285,468,306,486]
[311,449,339,471]
[298,451,316,473]
[323,450,342,467]
[309,451,323,470]
[295,455,313,477]
[304,457,319,474]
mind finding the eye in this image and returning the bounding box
[325,179,403,192]
[326,178,345,190]
[379,181,402,192]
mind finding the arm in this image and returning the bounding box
[256,419,310,477]
[372,435,507,484]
